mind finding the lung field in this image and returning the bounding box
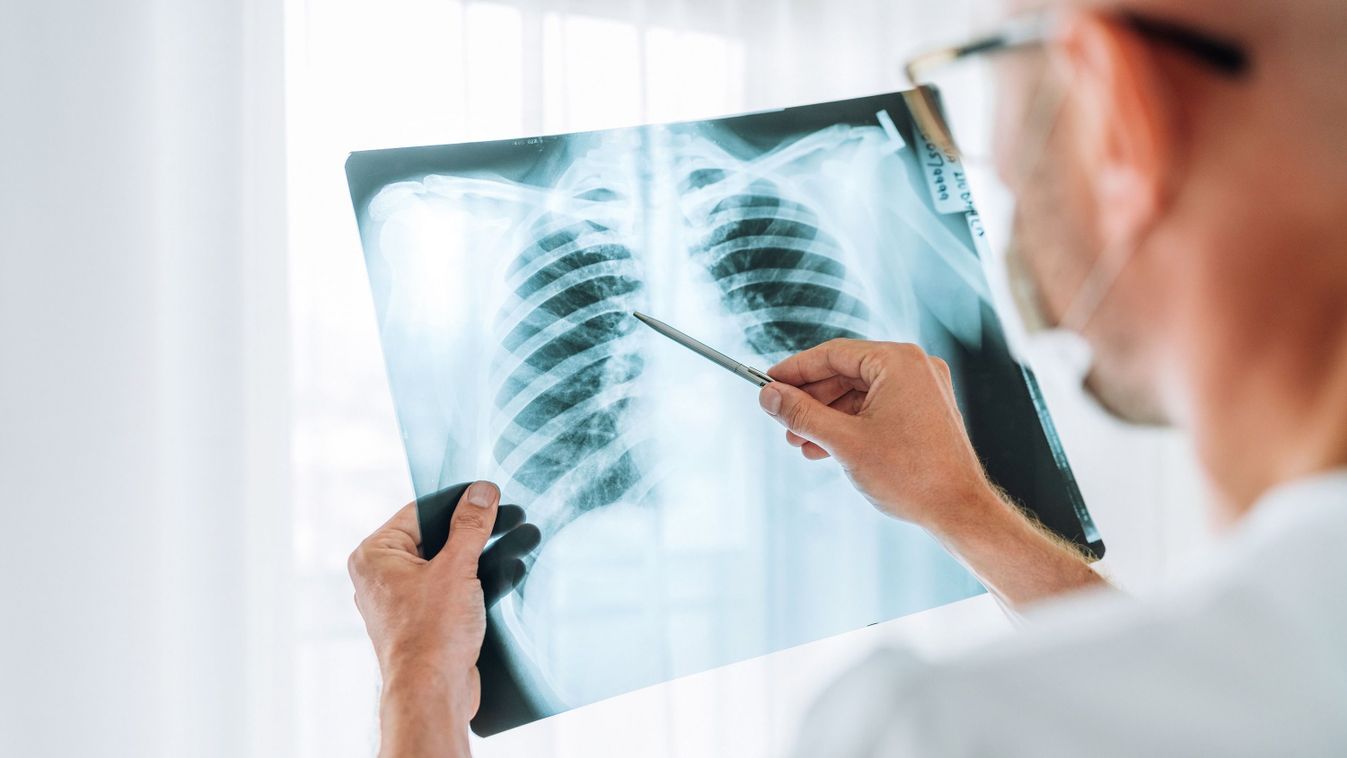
[693,179,870,360]
[493,214,647,522]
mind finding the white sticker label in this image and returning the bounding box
[966,210,994,261]
[915,128,975,215]
[875,109,907,151]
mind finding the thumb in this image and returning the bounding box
[758,382,853,452]
[436,480,500,577]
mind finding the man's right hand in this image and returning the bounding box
[757,339,1106,608]
[757,339,999,535]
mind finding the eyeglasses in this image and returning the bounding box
[901,10,1251,163]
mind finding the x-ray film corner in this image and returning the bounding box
[345,90,1102,736]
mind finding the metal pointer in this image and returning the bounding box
[632,311,776,388]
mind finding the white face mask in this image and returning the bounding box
[1024,327,1097,392]
[1005,210,1145,399]
[1004,237,1099,390]
[958,148,1100,396]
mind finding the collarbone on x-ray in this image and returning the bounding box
[349,93,1097,735]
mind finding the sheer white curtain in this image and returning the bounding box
[1,1,289,757]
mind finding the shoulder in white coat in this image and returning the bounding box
[792,470,1347,758]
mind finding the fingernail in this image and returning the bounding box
[465,481,497,508]
[760,385,782,416]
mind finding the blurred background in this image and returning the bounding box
[1,1,1211,756]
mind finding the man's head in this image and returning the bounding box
[996,0,1347,505]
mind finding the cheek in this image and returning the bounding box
[992,84,1030,186]
[990,51,1053,186]
[994,126,1020,186]
[1010,166,1098,320]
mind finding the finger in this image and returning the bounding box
[786,430,808,448]
[797,374,858,407]
[759,381,854,453]
[478,524,541,606]
[377,501,421,545]
[493,504,526,536]
[829,389,868,416]
[483,523,542,565]
[480,558,514,608]
[767,339,880,386]
[801,441,831,460]
[435,481,500,576]
[930,358,959,405]
[482,558,529,608]
[481,520,539,597]
[358,502,422,559]
[932,356,953,384]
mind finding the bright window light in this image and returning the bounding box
[644,27,746,123]
[466,3,525,139]
[542,13,643,133]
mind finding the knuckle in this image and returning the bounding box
[821,337,859,357]
[931,358,954,385]
[784,397,812,432]
[878,343,929,371]
[452,508,491,535]
[346,547,365,580]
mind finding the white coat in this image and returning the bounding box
[793,470,1347,757]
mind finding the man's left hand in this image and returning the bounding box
[349,481,537,754]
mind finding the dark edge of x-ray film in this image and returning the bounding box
[347,91,1103,738]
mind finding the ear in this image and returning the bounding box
[1056,12,1177,247]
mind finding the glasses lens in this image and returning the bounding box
[916,42,1059,169]
[914,58,997,167]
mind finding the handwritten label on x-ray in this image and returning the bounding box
[916,129,975,215]
[966,210,994,262]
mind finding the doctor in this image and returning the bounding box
[348,0,1347,755]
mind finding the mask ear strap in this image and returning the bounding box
[1005,239,1053,334]
[1008,37,1155,338]
[1059,231,1140,335]
[1059,125,1179,335]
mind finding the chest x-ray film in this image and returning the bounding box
[346,91,1103,736]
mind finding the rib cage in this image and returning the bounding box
[489,136,870,536]
[682,166,871,362]
[491,187,650,534]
